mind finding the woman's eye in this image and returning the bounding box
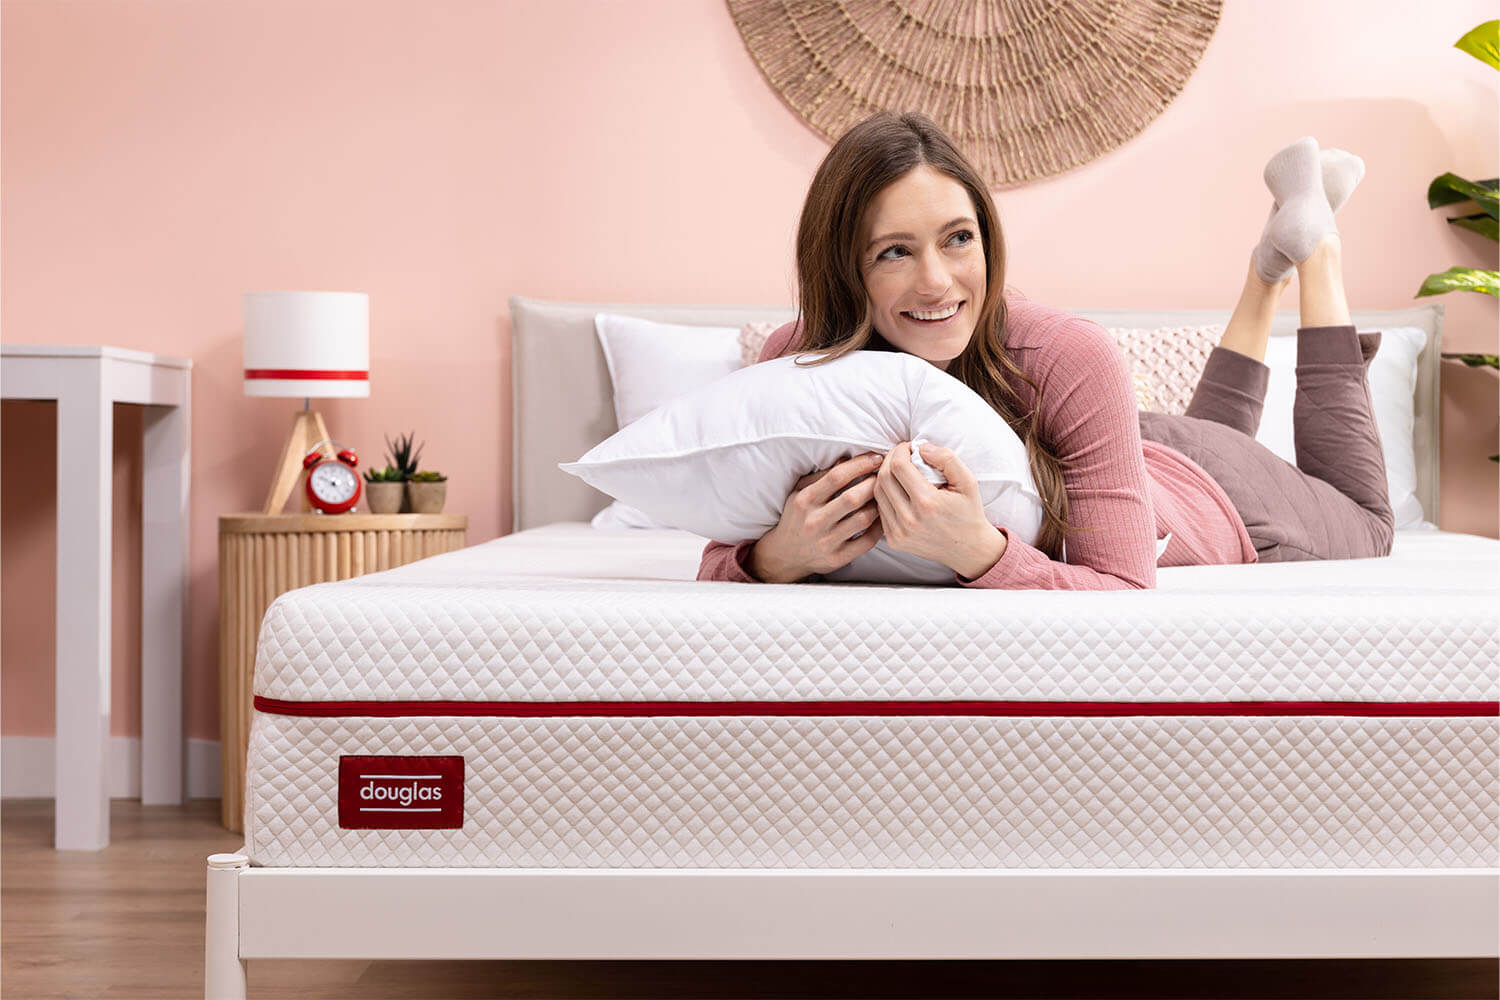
[876,245,908,262]
[948,229,976,246]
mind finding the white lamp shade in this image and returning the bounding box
[243,291,370,398]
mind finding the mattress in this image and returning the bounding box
[245,524,1500,869]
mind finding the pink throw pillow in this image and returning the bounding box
[1106,325,1224,414]
[738,321,779,368]
[738,320,1222,414]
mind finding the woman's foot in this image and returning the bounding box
[1319,148,1365,211]
[1252,140,1364,282]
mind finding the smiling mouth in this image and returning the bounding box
[902,301,963,324]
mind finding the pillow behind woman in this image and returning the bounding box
[561,350,1044,584]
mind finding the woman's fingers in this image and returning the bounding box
[837,499,879,533]
[794,471,823,493]
[830,475,877,518]
[886,442,930,498]
[876,447,914,524]
[803,453,882,505]
[841,508,883,554]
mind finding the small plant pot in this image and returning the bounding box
[364,481,405,515]
[406,481,447,514]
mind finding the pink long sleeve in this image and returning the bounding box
[696,301,1161,589]
[954,298,1156,590]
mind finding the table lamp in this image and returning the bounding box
[243,291,369,514]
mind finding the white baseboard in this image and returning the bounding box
[1,736,221,799]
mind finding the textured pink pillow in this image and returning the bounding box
[738,321,779,368]
[1106,325,1224,414]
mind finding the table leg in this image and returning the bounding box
[55,378,112,850]
[142,400,188,804]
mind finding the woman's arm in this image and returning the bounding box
[697,320,802,582]
[700,313,1157,589]
[954,316,1156,591]
[697,538,761,582]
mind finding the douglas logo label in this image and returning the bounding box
[337,755,463,829]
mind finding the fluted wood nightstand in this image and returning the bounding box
[218,513,467,832]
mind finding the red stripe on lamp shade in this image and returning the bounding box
[244,369,368,381]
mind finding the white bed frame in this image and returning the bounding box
[204,298,1497,999]
[204,861,1497,997]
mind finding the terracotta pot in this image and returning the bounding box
[406,481,447,514]
[363,481,405,515]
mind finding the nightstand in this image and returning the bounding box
[218,512,468,832]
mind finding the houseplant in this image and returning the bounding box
[406,469,448,514]
[1416,19,1499,461]
[362,465,406,514]
[383,432,425,511]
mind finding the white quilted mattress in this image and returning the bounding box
[246,524,1499,869]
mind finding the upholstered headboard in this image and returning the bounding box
[509,296,1443,533]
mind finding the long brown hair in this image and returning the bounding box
[790,110,1072,559]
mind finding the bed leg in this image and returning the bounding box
[205,852,248,1000]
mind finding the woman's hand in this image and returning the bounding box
[873,442,1007,580]
[748,452,886,583]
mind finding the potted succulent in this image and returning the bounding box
[406,469,448,513]
[362,465,406,514]
[384,432,425,512]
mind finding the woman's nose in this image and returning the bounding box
[914,252,950,294]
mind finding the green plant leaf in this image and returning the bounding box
[1428,173,1500,218]
[1416,266,1500,297]
[1456,20,1499,69]
[1440,352,1500,368]
[1449,213,1500,240]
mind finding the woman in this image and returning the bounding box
[698,112,1394,590]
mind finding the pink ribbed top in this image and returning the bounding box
[697,291,1258,590]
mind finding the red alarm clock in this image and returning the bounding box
[302,441,362,514]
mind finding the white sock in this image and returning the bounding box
[1252,141,1364,282]
[1319,148,1365,212]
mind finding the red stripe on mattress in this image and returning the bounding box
[253,696,1500,719]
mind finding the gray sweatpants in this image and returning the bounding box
[1137,325,1395,563]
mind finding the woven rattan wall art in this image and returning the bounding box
[727,0,1223,187]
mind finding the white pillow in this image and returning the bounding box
[560,351,1044,585]
[593,314,744,530]
[1255,326,1427,529]
[590,501,671,531]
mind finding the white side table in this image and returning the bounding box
[1,345,191,850]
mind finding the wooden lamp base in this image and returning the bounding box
[262,409,333,514]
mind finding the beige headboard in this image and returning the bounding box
[509,296,1443,533]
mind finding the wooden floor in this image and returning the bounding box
[2,800,1495,1000]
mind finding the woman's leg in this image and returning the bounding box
[1297,233,1351,327]
[1179,258,1285,437]
[1144,144,1392,562]
[1219,256,1292,362]
[1182,139,1365,439]
[1287,233,1394,555]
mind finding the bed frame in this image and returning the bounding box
[204,297,1495,999]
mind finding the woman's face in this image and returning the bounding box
[858,165,987,371]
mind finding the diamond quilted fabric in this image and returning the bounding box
[246,713,1498,869]
[245,525,1500,870]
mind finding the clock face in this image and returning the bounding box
[310,462,359,503]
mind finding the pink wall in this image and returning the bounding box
[3,0,1496,746]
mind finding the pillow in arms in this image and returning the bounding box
[561,350,1045,585]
